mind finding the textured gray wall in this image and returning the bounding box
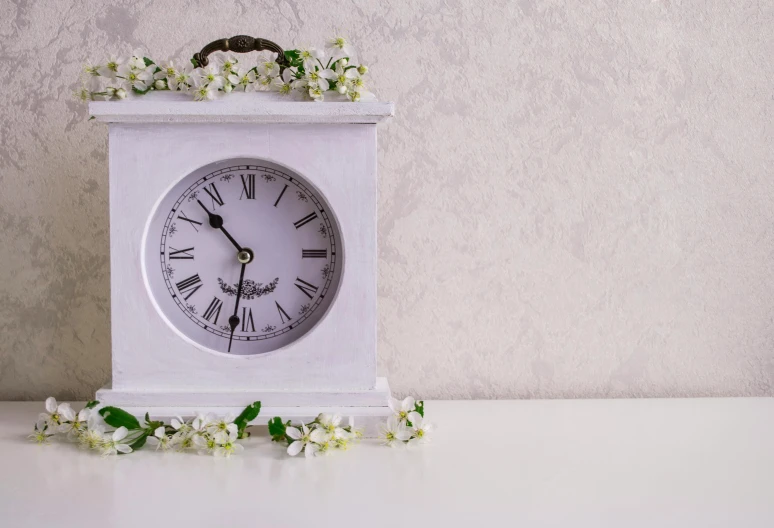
[1,0,772,401]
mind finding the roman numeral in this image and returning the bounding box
[240,174,256,200]
[294,278,319,300]
[241,307,255,332]
[302,249,327,259]
[203,183,224,208]
[293,212,318,229]
[202,297,223,324]
[177,211,202,232]
[273,184,288,207]
[175,274,202,300]
[275,301,291,324]
[168,247,194,260]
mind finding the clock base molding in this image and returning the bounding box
[95,377,393,428]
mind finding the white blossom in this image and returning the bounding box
[98,55,124,78]
[285,422,327,458]
[407,411,433,446]
[59,406,90,437]
[258,59,280,78]
[388,396,416,423]
[192,81,216,101]
[117,63,153,91]
[213,428,243,457]
[379,416,412,447]
[271,68,296,95]
[298,46,324,71]
[155,60,179,81]
[227,67,257,92]
[99,426,134,456]
[168,63,194,92]
[193,433,217,455]
[317,413,349,439]
[326,36,354,61]
[39,397,72,431]
[28,425,53,445]
[146,426,174,451]
[192,64,225,90]
[219,56,239,75]
[207,413,238,437]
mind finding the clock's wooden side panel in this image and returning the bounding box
[108,123,377,391]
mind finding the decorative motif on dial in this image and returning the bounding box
[144,158,343,356]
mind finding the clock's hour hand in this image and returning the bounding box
[227,261,247,353]
[196,199,243,252]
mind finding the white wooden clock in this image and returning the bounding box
[89,80,393,425]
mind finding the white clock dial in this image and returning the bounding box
[143,158,343,356]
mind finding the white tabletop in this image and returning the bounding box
[1,399,773,527]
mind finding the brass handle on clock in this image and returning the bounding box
[192,35,290,70]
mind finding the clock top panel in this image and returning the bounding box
[89,91,394,124]
[143,157,344,356]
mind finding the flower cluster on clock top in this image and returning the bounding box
[76,36,374,103]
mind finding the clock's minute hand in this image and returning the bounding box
[227,261,247,353]
[196,199,243,252]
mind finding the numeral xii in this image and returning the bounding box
[240,174,255,200]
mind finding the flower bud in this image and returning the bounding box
[337,84,347,94]
[154,79,166,90]
[339,58,348,66]
[223,83,233,93]
[115,88,127,99]
[106,87,116,96]
[358,65,368,75]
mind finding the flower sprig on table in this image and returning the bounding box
[29,397,261,457]
[268,413,364,458]
[379,396,432,447]
[267,397,430,456]
[76,36,374,103]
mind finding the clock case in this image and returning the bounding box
[89,91,394,426]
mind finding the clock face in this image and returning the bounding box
[143,158,343,356]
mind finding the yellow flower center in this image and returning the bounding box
[333,38,345,48]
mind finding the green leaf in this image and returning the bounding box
[84,400,99,409]
[414,400,424,417]
[284,49,302,68]
[99,406,141,430]
[190,56,200,68]
[233,401,261,439]
[142,57,154,67]
[268,416,287,442]
[129,432,148,450]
